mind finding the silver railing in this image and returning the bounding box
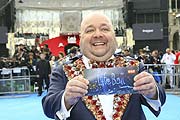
[0,67,31,94]
[143,64,180,90]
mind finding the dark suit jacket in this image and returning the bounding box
[36,59,51,77]
[42,65,166,120]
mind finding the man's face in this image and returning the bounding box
[166,48,171,54]
[40,54,46,60]
[80,13,117,61]
[152,51,158,57]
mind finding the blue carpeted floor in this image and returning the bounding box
[143,93,180,120]
[0,93,179,120]
[0,92,51,120]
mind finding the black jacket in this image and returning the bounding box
[36,59,51,77]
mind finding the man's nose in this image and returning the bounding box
[93,29,103,38]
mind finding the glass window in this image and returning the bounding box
[154,13,160,23]
[145,13,153,23]
[137,14,145,23]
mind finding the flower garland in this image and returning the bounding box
[63,56,139,120]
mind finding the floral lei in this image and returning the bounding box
[63,56,139,120]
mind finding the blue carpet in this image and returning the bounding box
[0,93,179,120]
[143,94,180,120]
[0,92,51,120]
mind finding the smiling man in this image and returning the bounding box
[79,13,117,62]
[42,12,166,120]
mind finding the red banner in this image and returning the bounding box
[40,35,80,56]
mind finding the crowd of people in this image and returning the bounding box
[123,47,180,88]
[0,43,82,95]
[133,47,180,89]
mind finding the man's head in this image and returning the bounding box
[58,52,64,58]
[124,49,130,56]
[28,52,34,59]
[166,48,171,54]
[40,53,46,60]
[80,12,117,61]
[151,50,158,57]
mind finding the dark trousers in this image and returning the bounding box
[37,75,49,94]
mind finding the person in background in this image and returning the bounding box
[174,50,180,88]
[26,52,37,75]
[123,49,133,59]
[36,53,51,96]
[26,52,37,89]
[30,45,39,60]
[161,48,176,88]
[57,52,65,65]
[49,55,56,70]
[42,44,51,60]
[147,50,162,84]
[42,12,166,120]
[174,50,180,65]
[136,49,149,63]
[64,46,79,63]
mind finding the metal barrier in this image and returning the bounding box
[0,67,31,94]
[143,64,180,90]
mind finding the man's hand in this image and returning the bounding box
[64,75,89,110]
[133,71,158,100]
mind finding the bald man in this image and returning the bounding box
[42,12,166,120]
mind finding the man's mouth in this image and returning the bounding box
[93,42,105,46]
